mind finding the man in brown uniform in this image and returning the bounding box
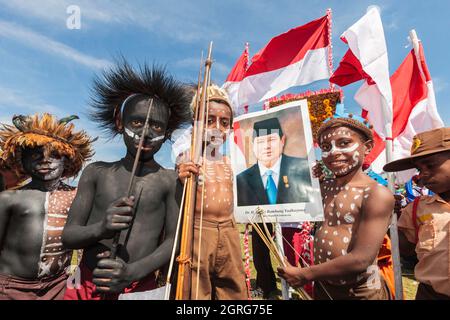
[177,85,248,300]
[384,127,450,299]
[278,116,394,300]
[0,114,93,299]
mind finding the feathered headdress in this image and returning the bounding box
[0,113,94,178]
[89,60,192,139]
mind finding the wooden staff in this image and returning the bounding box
[110,98,154,259]
[164,52,204,300]
[175,42,213,300]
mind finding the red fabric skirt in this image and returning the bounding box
[63,261,157,300]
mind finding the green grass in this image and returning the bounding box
[238,224,418,300]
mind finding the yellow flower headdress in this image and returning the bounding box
[0,113,94,178]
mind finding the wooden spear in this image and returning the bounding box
[175,42,213,300]
[110,98,154,259]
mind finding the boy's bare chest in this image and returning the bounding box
[321,184,372,226]
[12,191,46,218]
[97,168,167,198]
[195,160,234,216]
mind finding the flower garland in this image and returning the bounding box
[266,88,342,142]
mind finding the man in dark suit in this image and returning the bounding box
[236,117,312,298]
[237,118,311,206]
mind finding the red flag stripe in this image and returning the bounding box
[364,49,428,167]
[244,15,329,77]
[225,45,249,82]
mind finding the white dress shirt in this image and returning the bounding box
[258,155,282,190]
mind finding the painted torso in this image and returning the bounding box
[196,156,234,222]
[314,179,377,285]
[0,183,75,279]
[81,160,176,270]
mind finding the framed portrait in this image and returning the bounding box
[231,99,324,223]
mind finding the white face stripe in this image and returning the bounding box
[124,127,138,139]
[150,135,165,142]
[321,140,360,158]
[124,127,164,142]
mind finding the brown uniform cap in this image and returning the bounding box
[383,127,450,172]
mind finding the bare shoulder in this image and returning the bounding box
[78,161,119,182]
[366,180,393,202]
[362,178,394,214]
[156,167,178,184]
[0,189,23,208]
[84,161,119,172]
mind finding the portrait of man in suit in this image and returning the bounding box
[236,117,312,206]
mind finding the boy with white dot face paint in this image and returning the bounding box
[278,117,395,300]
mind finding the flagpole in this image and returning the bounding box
[381,96,404,300]
[274,223,291,300]
[409,30,422,72]
[326,8,335,90]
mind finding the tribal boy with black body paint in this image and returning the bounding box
[62,62,191,300]
[278,117,395,300]
[0,114,93,300]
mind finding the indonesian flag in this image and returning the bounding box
[364,41,444,183]
[222,44,249,112]
[330,7,393,140]
[237,13,331,108]
[230,120,248,175]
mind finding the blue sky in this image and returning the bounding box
[0,0,449,171]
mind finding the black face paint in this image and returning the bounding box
[122,97,170,161]
[22,147,66,182]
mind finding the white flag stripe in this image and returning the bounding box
[222,81,241,112]
[424,81,444,128]
[344,7,392,138]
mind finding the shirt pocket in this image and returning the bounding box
[417,221,435,253]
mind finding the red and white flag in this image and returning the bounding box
[237,13,331,108]
[330,7,393,139]
[222,43,249,112]
[230,120,248,175]
[364,40,444,183]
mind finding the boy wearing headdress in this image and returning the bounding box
[278,116,394,300]
[177,85,248,300]
[0,114,93,300]
[62,62,192,299]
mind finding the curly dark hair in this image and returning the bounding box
[89,60,192,139]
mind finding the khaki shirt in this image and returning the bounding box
[398,194,450,296]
